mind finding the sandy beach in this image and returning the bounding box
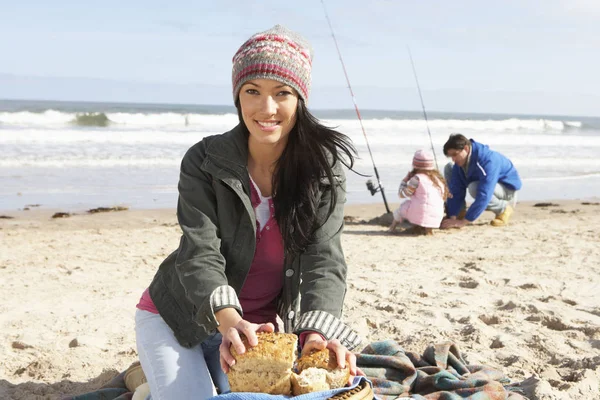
[1,200,599,399]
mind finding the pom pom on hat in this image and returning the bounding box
[232,25,313,103]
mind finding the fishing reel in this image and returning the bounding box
[365,179,382,196]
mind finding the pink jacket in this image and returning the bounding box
[399,174,445,228]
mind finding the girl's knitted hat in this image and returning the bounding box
[413,150,435,170]
[232,25,313,103]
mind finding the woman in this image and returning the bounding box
[134,24,361,399]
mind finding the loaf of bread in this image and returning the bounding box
[291,348,350,395]
[228,333,350,395]
[227,332,298,394]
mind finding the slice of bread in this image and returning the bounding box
[292,348,350,395]
[228,332,297,394]
[291,367,330,395]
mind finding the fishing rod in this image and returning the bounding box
[320,0,391,214]
[407,46,439,170]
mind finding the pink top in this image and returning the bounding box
[136,178,285,327]
[399,173,445,228]
[136,287,157,313]
[237,179,284,326]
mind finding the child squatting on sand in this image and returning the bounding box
[389,150,449,234]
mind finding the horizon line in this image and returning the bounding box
[1,97,599,120]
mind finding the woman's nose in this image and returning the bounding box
[260,96,277,115]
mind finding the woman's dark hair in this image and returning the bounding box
[236,99,356,255]
[443,133,470,156]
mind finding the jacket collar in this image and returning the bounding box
[201,124,255,223]
[205,124,248,170]
[465,139,479,175]
[201,124,250,185]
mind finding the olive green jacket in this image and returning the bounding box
[149,125,361,350]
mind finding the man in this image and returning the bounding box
[441,133,522,229]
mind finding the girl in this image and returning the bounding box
[134,25,361,400]
[389,150,448,234]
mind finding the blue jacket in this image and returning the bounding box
[447,139,522,221]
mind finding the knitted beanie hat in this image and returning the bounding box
[232,25,313,103]
[413,150,435,170]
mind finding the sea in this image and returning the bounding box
[1,99,599,211]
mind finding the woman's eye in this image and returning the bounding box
[245,89,259,95]
[278,90,293,96]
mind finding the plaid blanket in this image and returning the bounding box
[205,376,370,400]
[64,377,371,400]
[357,340,527,399]
[64,341,526,400]
[62,369,132,400]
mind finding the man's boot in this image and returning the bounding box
[491,205,513,227]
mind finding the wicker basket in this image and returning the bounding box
[328,380,374,400]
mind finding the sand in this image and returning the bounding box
[1,200,599,399]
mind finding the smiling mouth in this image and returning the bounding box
[256,121,279,127]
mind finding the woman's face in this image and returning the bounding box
[238,79,299,148]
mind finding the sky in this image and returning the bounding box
[1,0,599,116]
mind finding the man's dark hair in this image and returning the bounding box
[443,133,471,156]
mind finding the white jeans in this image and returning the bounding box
[135,309,229,400]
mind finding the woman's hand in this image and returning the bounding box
[302,334,364,382]
[217,316,275,373]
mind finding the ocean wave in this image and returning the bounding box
[328,117,577,133]
[0,128,214,145]
[4,153,600,169]
[564,121,582,128]
[3,127,600,149]
[0,110,587,133]
[0,110,73,125]
[0,110,239,130]
[0,157,182,168]
[354,152,600,169]
[73,113,111,127]
[523,172,600,181]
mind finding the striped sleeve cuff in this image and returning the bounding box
[209,285,242,315]
[408,175,420,188]
[400,176,419,198]
[294,310,362,351]
[398,181,407,196]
